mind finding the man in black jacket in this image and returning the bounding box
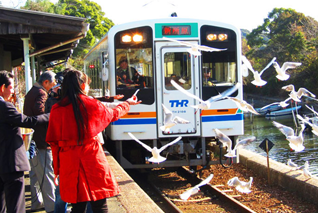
[0,70,49,213]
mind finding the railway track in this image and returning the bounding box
[128,167,256,213]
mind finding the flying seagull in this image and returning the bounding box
[171,80,240,114]
[227,177,253,193]
[128,132,182,163]
[272,121,306,152]
[281,84,316,102]
[213,128,256,157]
[227,97,260,115]
[179,174,213,201]
[241,56,276,87]
[297,114,318,136]
[260,97,291,110]
[273,60,301,81]
[163,37,227,56]
[160,104,190,133]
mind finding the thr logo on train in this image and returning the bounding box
[169,100,189,107]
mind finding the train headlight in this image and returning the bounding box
[122,35,132,43]
[206,34,217,41]
[218,34,228,41]
[133,34,143,42]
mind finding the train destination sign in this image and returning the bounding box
[162,25,191,35]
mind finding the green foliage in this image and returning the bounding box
[21,0,114,70]
[244,8,318,97]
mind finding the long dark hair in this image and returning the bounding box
[59,70,89,144]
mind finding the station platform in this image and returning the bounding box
[25,151,164,213]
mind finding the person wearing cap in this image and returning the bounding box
[0,70,49,213]
[23,71,57,213]
[116,56,137,83]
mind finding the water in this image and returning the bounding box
[243,114,318,177]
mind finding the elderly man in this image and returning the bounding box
[0,70,49,213]
[23,71,56,213]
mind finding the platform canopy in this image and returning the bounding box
[0,6,89,91]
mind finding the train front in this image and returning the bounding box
[106,18,243,169]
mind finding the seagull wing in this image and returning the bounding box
[281,84,295,92]
[233,136,256,150]
[197,45,227,52]
[245,103,260,115]
[297,114,312,127]
[213,128,232,149]
[179,187,198,201]
[259,57,276,76]
[207,83,240,103]
[272,121,294,137]
[173,116,190,124]
[227,177,240,187]
[305,105,318,116]
[195,174,214,188]
[163,37,192,47]
[158,136,182,153]
[260,102,280,110]
[171,80,204,102]
[297,88,316,98]
[241,55,255,73]
[128,132,153,153]
[281,62,302,72]
[162,104,173,123]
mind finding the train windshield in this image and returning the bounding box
[114,26,154,104]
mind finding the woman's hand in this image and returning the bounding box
[113,94,124,100]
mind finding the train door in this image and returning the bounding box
[156,41,201,137]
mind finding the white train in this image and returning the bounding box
[84,18,244,169]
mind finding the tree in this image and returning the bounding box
[244,8,318,96]
[21,0,55,13]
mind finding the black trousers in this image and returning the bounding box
[71,198,108,213]
[0,172,25,213]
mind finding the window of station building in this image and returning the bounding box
[114,26,154,105]
[164,52,191,90]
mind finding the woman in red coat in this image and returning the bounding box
[46,70,138,213]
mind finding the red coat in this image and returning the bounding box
[46,95,130,203]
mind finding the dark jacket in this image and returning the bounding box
[0,99,49,174]
[23,83,49,149]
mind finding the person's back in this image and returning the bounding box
[23,70,56,213]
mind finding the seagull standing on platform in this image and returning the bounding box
[286,159,301,170]
[226,97,259,115]
[171,80,240,114]
[282,84,316,102]
[272,121,306,152]
[213,129,256,157]
[163,37,227,56]
[300,161,312,179]
[227,177,253,193]
[273,60,302,81]
[241,56,276,87]
[160,104,190,133]
[179,174,213,201]
[128,132,182,163]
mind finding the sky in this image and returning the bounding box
[3,0,318,31]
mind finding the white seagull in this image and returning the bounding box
[241,55,251,77]
[241,56,276,87]
[179,174,213,201]
[281,84,316,102]
[286,159,301,170]
[213,129,256,157]
[272,60,302,81]
[272,121,306,152]
[160,104,190,133]
[301,161,312,179]
[227,177,253,193]
[227,97,260,115]
[171,80,240,114]
[260,97,291,110]
[128,132,182,163]
[297,114,318,136]
[163,37,227,56]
